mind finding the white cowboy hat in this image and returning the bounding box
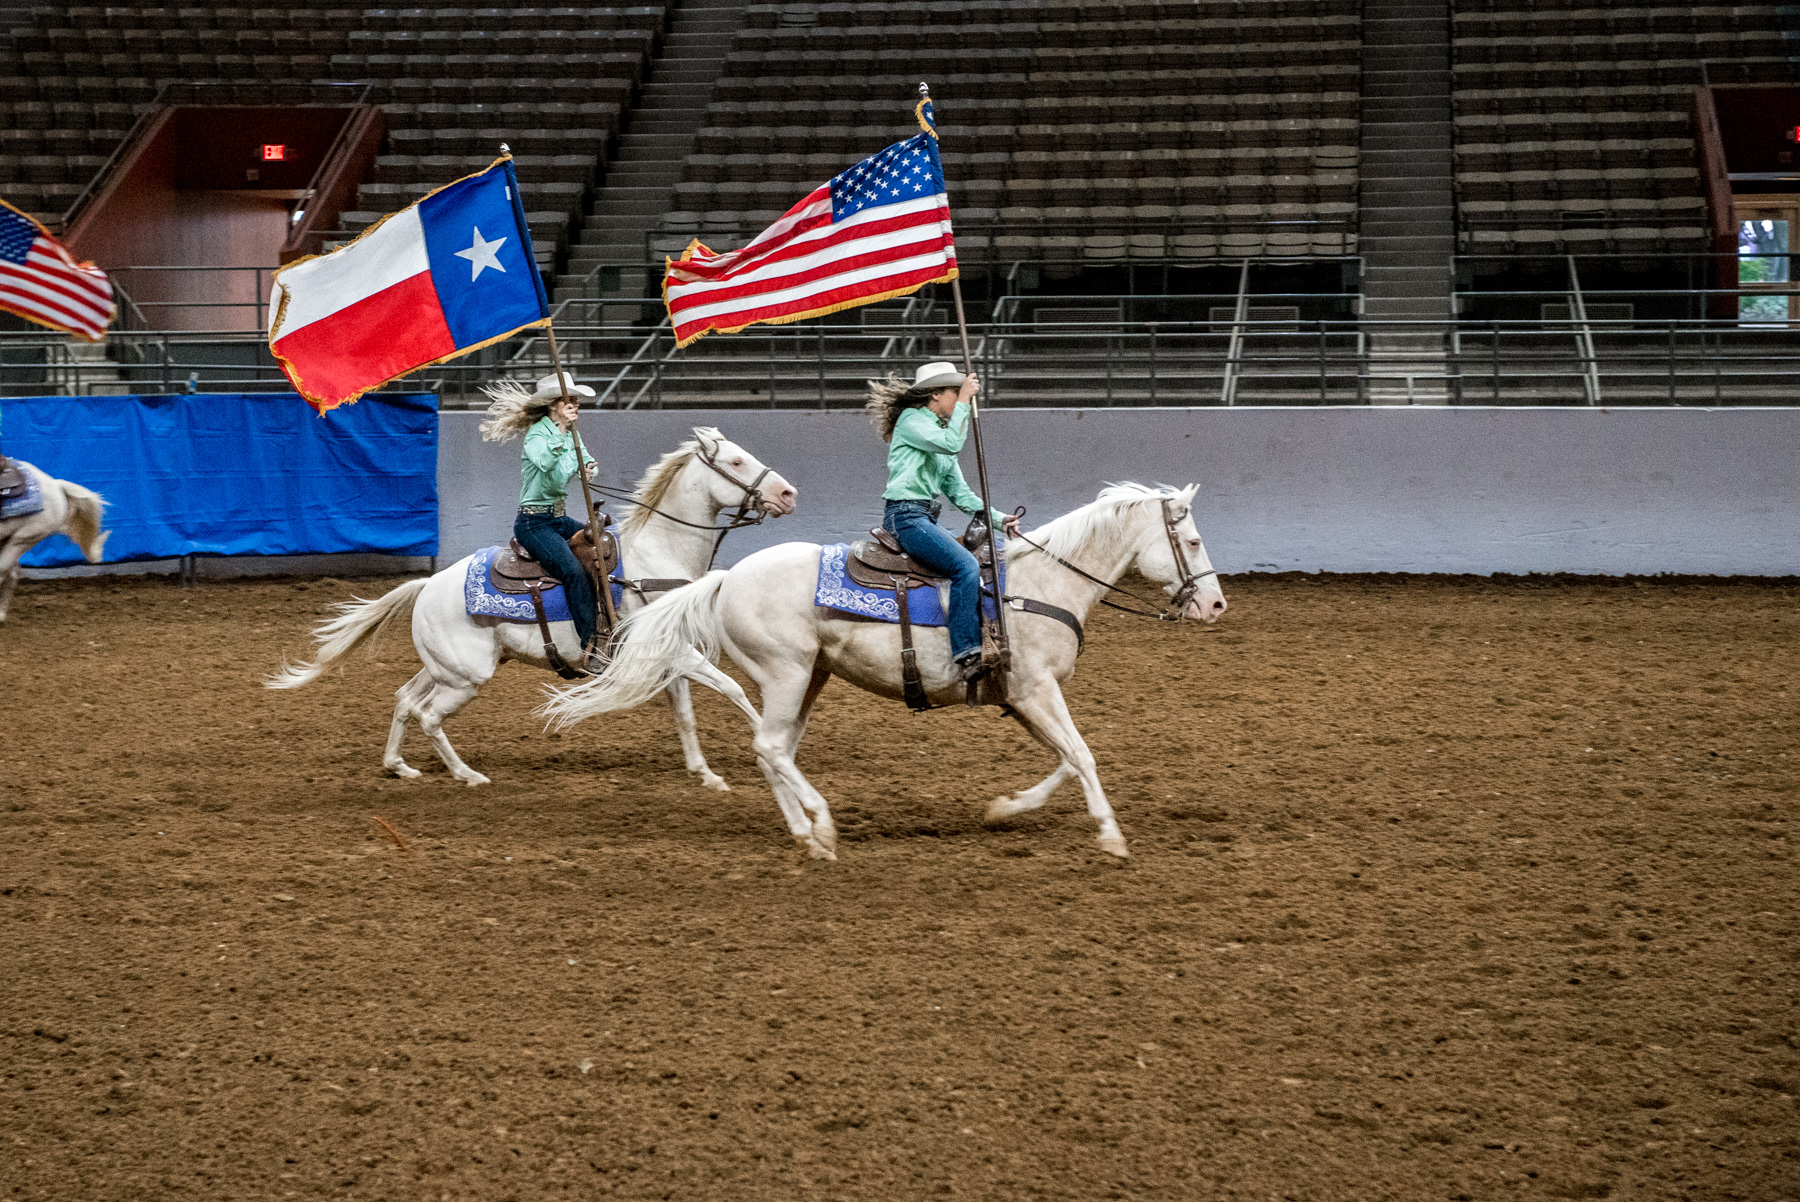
[530,371,596,401]
[911,361,964,393]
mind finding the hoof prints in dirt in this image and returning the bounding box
[1,573,1795,1200]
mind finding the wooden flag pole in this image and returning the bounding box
[544,322,618,647]
[922,81,1009,670]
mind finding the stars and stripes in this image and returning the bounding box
[0,199,115,342]
[663,102,956,348]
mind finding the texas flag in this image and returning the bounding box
[269,159,548,413]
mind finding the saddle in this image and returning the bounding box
[488,525,618,595]
[844,524,993,590]
[843,520,1001,712]
[488,519,622,681]
[0,459,25,502]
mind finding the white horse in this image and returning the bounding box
[0,460,109,621]
[268,427,796,787]
[541,483,1227,860]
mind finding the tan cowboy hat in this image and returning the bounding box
[910,361,964,393]
[530,371,597,402]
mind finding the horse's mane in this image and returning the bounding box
[621,428,718,536]
[1005,482,1177,564]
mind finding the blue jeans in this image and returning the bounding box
[884,499,982,662]
[513,511,599,653]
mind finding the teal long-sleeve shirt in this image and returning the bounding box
[882,404,1003,524]
[519,415,595,508]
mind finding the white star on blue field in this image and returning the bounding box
[828,132,947,222]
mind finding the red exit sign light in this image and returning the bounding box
[261,144,287,161]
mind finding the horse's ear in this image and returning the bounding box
[692,426,721,454]
[1180,483,1198,504]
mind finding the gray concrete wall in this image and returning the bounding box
[441,407,1800,577]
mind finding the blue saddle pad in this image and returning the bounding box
[814,542,1002,625]
[463,544,626,624]
[0,469,44,521]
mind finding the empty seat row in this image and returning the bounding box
[1456,139,1694,172]
[1455,31,1783,61]
[738,0,1356,25]
[688,119,1359,159]
[1454,110,1691,137]
[370,153,599,188]
[0,74,163,104]
[53,3,663,31]
[673,173,1357,211]
[3,101,141,130]
[1454,84,1695,116]
[387,127,611,158]
[1459,196,1706,222]
[381,101,623,133]
[709,65,1360,106]
[1459,226,1708,254]
[326,51,647,86]
[1456,167,1700,202]
[1456,7,1788,37]
[344,28,656,54]
[0,129,130,157]
[0,154,108,186]
[359,6,666,31]
[66,6,364,30]
[698,91,1361,130]
[9,26,354,53]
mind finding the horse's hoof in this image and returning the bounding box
[460,773,491,788]
[807,841,836,861]
[387,764,422,780]
[699,772,731,793]
[1097,832,1130,859]
[985,793,1041,823]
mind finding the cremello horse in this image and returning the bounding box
[541,483,1226,859]
[0,461,109,621]
[268,428,795,787]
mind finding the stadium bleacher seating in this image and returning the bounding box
[0,3,665,270]
[1451,0,1796,256]
[652,0,1364,264]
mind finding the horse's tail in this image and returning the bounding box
[57,480,109,563]
[265,577,428,690]
[539,570,727,728]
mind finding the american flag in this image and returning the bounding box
[664,99,956,347]
[0,199,116,343]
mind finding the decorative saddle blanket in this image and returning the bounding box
[464,545,626,624]
[814,542,1003,626]
[0,465,43,521]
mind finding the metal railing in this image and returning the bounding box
[7,264,1799,405]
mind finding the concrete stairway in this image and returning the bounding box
[1359,0,1456,403]
[552,0,746,331]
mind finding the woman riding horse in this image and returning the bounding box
[866,361,1021,684]
[480,371,603,671]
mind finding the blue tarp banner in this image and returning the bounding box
[0,393,438,567]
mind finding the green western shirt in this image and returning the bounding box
[882,405,1003,524]
[518,416,595,509]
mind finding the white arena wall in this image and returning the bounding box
[438,407,1800,578]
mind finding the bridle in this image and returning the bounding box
[591,440,775,570]
[1013,497,1218,622]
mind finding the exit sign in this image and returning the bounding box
[261,144,287,161]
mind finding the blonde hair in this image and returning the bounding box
[863,372,929,443]
[477,378,553,442]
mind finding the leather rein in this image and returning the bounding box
[1013,498,1217,623]
[590,443,774,576]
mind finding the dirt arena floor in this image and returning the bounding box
[0,571,1794,1201]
